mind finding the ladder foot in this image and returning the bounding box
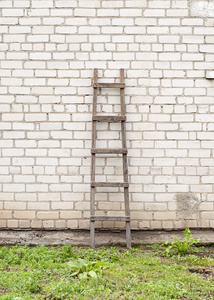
[90,221,95,249]
[126,221,131,248]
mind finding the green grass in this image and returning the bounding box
[0,244,213,299]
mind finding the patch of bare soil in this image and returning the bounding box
[189,267,214,280]
[4,266,31,272]
[0,288,11,294]
[192,251,214,259]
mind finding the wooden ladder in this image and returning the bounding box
[90,68,131,248]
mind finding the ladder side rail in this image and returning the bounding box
[90,68,98,248]
[120,69,131,248]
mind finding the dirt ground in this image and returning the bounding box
[0,229,213,246]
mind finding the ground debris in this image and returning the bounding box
[0,288,11,294]
[188,267,214,280]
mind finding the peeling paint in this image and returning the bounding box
[176,193,200,221]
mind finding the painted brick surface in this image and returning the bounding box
[0,0,214,230]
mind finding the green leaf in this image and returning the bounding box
[88,270,97,278]
[67,261,81,268]
[162,241,172,247]
[79,272,88,280]
[77,258,87,267]
[92,262,104,270]
[87,261,98,266]
[70,271,79,277]
[183,228,190,236]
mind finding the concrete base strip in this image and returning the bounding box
[0,230,213,246]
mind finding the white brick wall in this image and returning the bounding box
[0,0,214,230]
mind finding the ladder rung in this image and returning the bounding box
[91,216,130,222]
[91,182,129,188]
[93,83,125,89]
[92,115,126,122]
[91,148,127,154]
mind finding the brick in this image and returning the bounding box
[167,9,188,17]
[4,201,26,209]
[145,203,167,211]
[97,9,119,17]
[6,220,18,228]
[37,212,59,220]
[131,212,153,220]
[55,1,77,7]
[144,9,165,17]
[154,212,176,220]
[42,220,55,228]
[75,8,96,17]
[25,114,47,122]
[0,104,10,112]
[102,0,124,7]
[50,184,71,192]
[150,221,162,229]
[14,211,36,219]
[52,202,73,210]
[67,220,78,228]
[32,1,53,8]
[36,158,57,166]
[29,51,52,61]
[201,212,214,220]
[154,176,176,184]
[2,9,25,17]
[60,211,82,219]
[162,221,174,229]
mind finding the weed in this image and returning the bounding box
[67,258,104,279]
[163,228,199,256]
